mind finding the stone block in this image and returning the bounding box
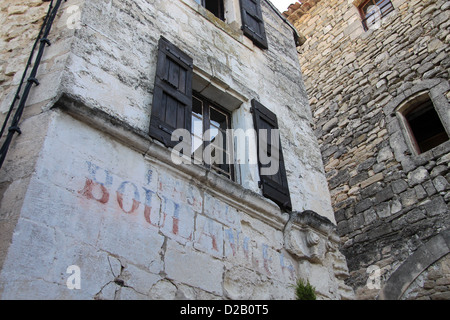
[360,173,384,189]
[413,185,427,201]
[390,198,402,214]
[377,147,394,163]
[349,213,365,231]
[430,165,448,178]
[148,280,178,300]
[357,157,376,172]
[375,186,394,203]
[159,196,196,245]
[405,208,426,224]
[400,188,418,208]
[165,240,224,295]
[375,202,391,219]
[355,198,373,214]
[360,181,383,198]
[329,169,351,189]
[349,172,369,187]
[407,167,430,187]
[433,176,449,192]
[423,180,437,196]
[204,193,241,229]
[421,196,448,217]
[323,117,338,133]
[363,208,377,225]
[194,214,224,258]
[391,179,408,194]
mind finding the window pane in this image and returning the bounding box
[192,136,203,162]
[192,97,203,158]
[210,106,228,131]
[192,93,233,180]
[192,114,203,138]
[192,97,203,136]
[205,0,224,21]
[209,126,219,142]
[377,0,393,15]
[192,96,203,118]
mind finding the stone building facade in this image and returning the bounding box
[0,0,354,299]
[285,0,450,299]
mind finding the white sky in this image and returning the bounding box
[270,0,298,12]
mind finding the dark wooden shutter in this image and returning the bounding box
[150,36,193,148]
[251,99,292,211]
[240,0,268,49]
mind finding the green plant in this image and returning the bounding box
[295,278,317,300]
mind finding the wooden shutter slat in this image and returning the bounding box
[252,99,292,211]
[240,0,268,49]
[150,37,193,148]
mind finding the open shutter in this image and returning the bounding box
[252,99,292,211]
[240,0,268,49]
[150,36,193,148]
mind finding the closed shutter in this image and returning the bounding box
[240,0,268,49]
[150,36,193,148]
[251,99,292,211]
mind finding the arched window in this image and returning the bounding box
[397,92,449,155]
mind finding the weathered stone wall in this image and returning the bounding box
[0,0,49,89]
[0,0,77,273]
[403,253,450,300]
[286,0,450,299]
[0,0,353,299]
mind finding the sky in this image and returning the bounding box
[270,0,298,12]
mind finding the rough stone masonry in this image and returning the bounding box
[0,0,354,299]
[285,0,450,299]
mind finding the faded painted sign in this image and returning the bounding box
[78,161,295,280]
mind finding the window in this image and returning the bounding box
[398,93,449,155]
[192,0,269,49]
[358,0,394,31]
[150,37,234,180]
[192,93,234,180]
[150,37,291,210]
[194,0,225,21]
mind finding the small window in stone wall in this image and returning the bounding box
[358,0,394,31]
[397,93,450,155]
[194,0,225,20]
